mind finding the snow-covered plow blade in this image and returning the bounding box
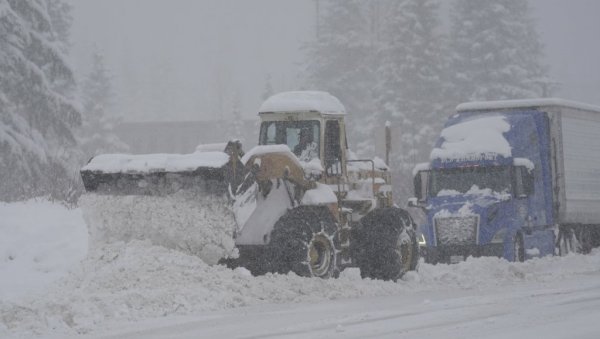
[79,141,245,264]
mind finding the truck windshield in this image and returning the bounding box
[259,120,320,161]
[429,166,512,197]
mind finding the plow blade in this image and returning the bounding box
[81,166,229,195]
[79,144,245,264]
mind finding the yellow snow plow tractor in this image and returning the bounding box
[80,91,418,280]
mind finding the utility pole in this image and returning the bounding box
[385,121,391,166]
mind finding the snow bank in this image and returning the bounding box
[0,200,87,303]
[417,252,600,290]
[82,151,229,174]
[3,238,600,337]
[80,191,237,265]
[3,201,600,338]
[259,91,345,114]
[0,241,407,337]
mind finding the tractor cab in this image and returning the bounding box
[258,111,348,180]
[258,91,348,181]
[257,91,392,213]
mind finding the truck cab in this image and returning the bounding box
[412,106,556,263]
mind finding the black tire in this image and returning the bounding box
[351,207,418,281]
[513,232,525,262]
[267,206,339,278]
[222,246,272,276]
[557,225,577,256]
[576,226,593,254]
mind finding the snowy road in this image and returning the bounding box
[94,270,600,339]
[3,201,600,338]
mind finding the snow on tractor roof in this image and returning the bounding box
[457,98,600,113]
[82,152,230,174]
[259,91,346,115]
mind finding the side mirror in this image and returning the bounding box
[414,174,422,201]
[410,168,430,211]
[413,169,430,202]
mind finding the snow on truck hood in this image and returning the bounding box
[430,115,511,162]
[259,91,346,114]
[82,152,230,173]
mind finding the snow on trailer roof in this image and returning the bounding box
[259,91,346,115]
[457,98,600,113]
[82,152,230,174]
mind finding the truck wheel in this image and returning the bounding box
[352,207,418,281]
[557,225,577,255]
[513,233,525,262]
[268,206,339,278]
[576,226,593,254]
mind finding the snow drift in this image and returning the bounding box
[3,238,600,337]
[3,201,600,338]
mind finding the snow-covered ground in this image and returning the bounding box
[0,200,88,304]
[1,200,599,338]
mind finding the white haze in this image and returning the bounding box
[68,0,600,123]
[69,0,314,122]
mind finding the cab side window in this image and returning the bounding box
[324,120,342,176]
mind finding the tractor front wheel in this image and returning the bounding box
[268,206,339,278]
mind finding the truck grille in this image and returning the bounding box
[434,216,479,246]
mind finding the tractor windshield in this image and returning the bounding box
[259,120,320,161]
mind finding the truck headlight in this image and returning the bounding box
[491,228,507,244]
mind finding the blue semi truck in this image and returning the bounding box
[410,99,600,263]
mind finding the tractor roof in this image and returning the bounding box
[259,91,346,116]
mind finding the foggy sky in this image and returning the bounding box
[69,0,600,122]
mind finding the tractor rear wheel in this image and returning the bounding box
[268,206,339,278]
[352,207,418,281]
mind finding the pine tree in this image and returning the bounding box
[303,0,379,155]
[449,0,550,101]
[376,0,449,170]
[0,0,81,202]
[46,0,72,50]
[79,51,128,160]
[370,0,451,202]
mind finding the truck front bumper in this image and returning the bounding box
[422,244,504,264]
